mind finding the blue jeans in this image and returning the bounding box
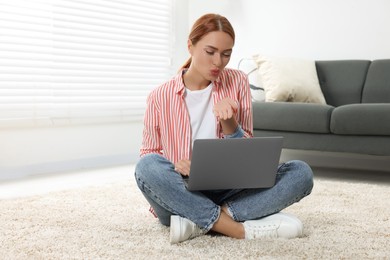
[135,153,313,232]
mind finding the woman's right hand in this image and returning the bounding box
[174,159,191,176]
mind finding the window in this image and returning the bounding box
[0,0,173,127]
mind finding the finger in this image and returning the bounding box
[227,100,238,113]
[214,110,221,120]
[174,164,183,174]
[219,108,231,120]
[231,101,238,111]
[175,160,191,176]
[222,111,228,120]
[176,166,189,176]
[176,168,188,176]
[223,110,229,120]
[212,108,219,117]
[227,108,233,119]
[182,163,191,176]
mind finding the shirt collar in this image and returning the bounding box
[174,69,223,95]
[174,70,186,95]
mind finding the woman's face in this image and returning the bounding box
[188,31,234,82]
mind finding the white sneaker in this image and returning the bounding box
[243,212,303,239]
[170,215,206,244]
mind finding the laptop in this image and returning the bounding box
[184,137,283,191]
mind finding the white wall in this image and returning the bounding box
[178,0,390,70]
[171,0,190,72]
[0,122,143,180]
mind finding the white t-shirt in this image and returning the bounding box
[185,84,216,146]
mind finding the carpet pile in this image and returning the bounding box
[1,176,389,259]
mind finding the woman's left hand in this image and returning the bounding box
[174,159,191,176]
[213,97,238,121]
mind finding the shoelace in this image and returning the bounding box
[246,223,279,239]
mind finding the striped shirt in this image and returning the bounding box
[140,68,253,164]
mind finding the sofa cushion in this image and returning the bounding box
[253,55,326,104]
[253,102,333,134]
[362,59,390,103]
[315,60,371,107]
[330,104,390,136]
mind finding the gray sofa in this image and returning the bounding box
[252,59,390,156]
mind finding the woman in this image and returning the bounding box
[135,13,313,244]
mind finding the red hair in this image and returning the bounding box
[181,13,235,70]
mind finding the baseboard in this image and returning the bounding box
[0,152,140,181]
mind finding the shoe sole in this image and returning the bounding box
[170,215,181,244]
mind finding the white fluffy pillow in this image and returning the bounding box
[253,54,326,104]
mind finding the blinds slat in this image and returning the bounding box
[0,0,173,126]
[56,0,171,20]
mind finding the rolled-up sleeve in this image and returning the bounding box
[223,124,246,138]
[236,72,253,138]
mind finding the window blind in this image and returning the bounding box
[0,0,173,127]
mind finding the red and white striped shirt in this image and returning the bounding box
[140,68,253,164]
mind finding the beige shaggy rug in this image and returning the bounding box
[1,175,389,260]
